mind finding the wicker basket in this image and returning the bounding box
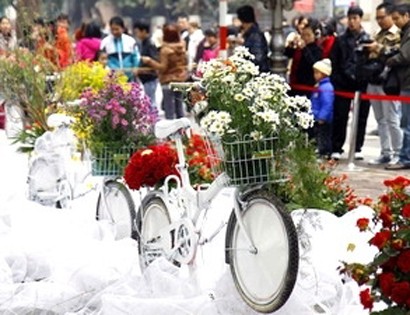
[91,146,136,176]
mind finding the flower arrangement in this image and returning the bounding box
[124,134,218,190]
[124,143,179,190]
[77,76,157,154]
[341,176,410,315]
[0,48,57,150]
[57,61,127,101]
[185,133,217,184]
[195,47,314,141]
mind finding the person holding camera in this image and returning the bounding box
[329,6,371,160]
[364,3,402,166]
[385,4,410,170]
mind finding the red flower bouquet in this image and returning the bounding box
[185,134,218,184]
[341,176,410,315]
[124,143,179,190]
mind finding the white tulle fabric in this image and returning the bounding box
[0,133,380,314]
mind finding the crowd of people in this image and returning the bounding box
[0,3,410,169]
[279,3,409,170]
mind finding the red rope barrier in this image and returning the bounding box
[291,84,410,102]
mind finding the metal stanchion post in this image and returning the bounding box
[344,91,363,171]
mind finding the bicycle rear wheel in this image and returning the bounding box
[226,192,299,313]
[136,196,171,268]
[96,180,136,240]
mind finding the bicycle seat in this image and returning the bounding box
[155,118,191,139]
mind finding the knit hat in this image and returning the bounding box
[313,58,332,76]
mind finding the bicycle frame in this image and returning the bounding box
[141,130,258,265]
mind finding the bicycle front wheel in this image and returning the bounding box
[96,180,136,240]
[136,196,171,268]
[226,192,299,313]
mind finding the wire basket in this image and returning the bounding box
[205,134,284,186]
[91,146,136,176]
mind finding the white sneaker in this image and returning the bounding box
[388,156,400,165]
[354,152,364,160]
[331,152,341,160]
[368,155,391,165]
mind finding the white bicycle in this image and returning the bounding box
[27,112,136,240]
[135,118,299,313]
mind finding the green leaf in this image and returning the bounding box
[373,252,392,266]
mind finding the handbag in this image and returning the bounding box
[383,66,400,96]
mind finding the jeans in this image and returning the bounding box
[161,85,184,119]
[143,79,159,109]
[399,90,410,165]
[368,84,402,157]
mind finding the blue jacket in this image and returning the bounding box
[310,77,334,123]
[100,33,140,81]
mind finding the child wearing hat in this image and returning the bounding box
[310,58,334,159]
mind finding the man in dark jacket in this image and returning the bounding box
[386,4,410,169]
[236,5,270,72]
[330,6,371,160]
[133,20,159,109]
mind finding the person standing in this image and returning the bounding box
[310,58,334,159]
[285,18,322,98]
[75,21,102,62]
[133,19,159,109]
[386,4,410,170]
[365,3,402,165]
[100,16,140,81]
[236,5,270,72]
[142,24,188,119]
[330,6,371,160]
[0,16,16,54]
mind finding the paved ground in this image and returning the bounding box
[334,110,410,200]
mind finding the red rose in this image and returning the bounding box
[370,230,391,249]
[402,204,410,218]
[379,205,393,228]
[381,256,398,272]
[379,194,390,205]
[397,250,410,273]
[359,288,373,310]
[391,281,410,305]
[356,218,370,231]
[378,272,395,296]
[384,176,410,190]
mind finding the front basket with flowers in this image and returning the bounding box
[192,47,314,185]
[74,75,157,176]
[341,176,410,315]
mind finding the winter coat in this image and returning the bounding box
[242,24,270,72]
[100,33,140,80]
[388,22,410,91]
[75,37,101,61]
[330,28,370,92]
[310,77,334,123]
[157,42,188,84]
[285,42,322,87]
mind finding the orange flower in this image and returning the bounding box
[357,218,369,231]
